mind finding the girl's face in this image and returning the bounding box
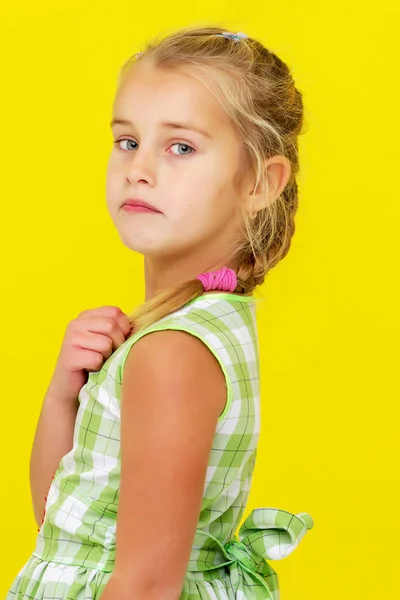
[106,62,250,264]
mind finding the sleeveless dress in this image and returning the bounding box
[6,291,314,600]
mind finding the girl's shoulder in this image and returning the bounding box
[102,291,260,388]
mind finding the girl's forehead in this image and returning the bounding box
[118,63,211,103]
[114,64,235,135]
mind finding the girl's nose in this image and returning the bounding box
[126,150,155,186]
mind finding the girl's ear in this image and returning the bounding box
[245,155,292,211]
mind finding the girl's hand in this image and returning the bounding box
[47,306,132,403]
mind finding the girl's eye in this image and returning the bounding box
[114,139,137,151]
[169,143,195,157]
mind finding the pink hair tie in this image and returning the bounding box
[196,267,237,292]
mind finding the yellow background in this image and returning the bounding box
[1,2,399,598]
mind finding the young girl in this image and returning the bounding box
[7,25,314,600]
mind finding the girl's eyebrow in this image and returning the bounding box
[110,118,212,139]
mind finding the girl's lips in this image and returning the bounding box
[122,204,161,213]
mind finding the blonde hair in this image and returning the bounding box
[115,25,307,336]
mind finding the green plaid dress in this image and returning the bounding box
[7,292,313,599]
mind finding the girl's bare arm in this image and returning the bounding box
[101,328,227,598]
[29,386,79,527]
